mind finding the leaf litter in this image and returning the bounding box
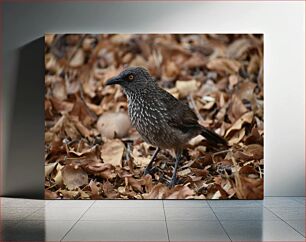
[45,34,263,199]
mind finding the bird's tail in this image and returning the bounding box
[201,127,228,147]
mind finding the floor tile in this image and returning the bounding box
[167,220,230,241]
[0,198,46,208]
[165,207,217,221]
[292,197,305,206]
[212,207,279,220]
[46,200,94,208]
[92,200,163,208]
[0,220,20,241]
[208,199,263,207]
[1,220,75,241]
[0,207,39,220]
[26,207,88,220]
[81,207,165,220]
[286,220,305,237]
[163,200,209,208]
[221,220,305,241]
[264,197,304,207]
[268,207,305,220]
[62,220,168,241]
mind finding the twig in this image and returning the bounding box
[187,94,204,123]
[68,34,87,62]
[213,149,230,156]
[257,63,263,86]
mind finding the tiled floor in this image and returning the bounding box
[0,197,304,241]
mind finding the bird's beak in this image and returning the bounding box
[106,75,122,86]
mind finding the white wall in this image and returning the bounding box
[2,1,305,197]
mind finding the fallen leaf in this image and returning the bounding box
[62,165,88,190]
[45,162,58,177]
[89,180,100,196]
[226,38,253,60]
[101,139,125,167]
[45,189,58,199]
[176,80,198,98]
[228,128,246,146]
[69,49,85,67]
[207,58,241,74]
[165,185,195,199]
[225,111,253,137]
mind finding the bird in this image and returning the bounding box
[106,66,227,187]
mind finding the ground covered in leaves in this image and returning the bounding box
[45,34,264,199]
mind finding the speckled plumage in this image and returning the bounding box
[125,79,200,150]
[106,66,227,186]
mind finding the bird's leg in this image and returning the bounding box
[144,147,161,175]
[168,150,182,187]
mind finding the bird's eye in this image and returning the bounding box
[128,74,134,81]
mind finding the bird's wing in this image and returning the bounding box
[156,87,200,133]
[156,87,228,146]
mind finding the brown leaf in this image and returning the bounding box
[102,181,119,199]
[45,162,58,177]
[45,189,58,199]
[131,146,151,168]
[207,58,241,74]
[62,165,88,190]
[228,128,246,146]
[143,183,168,199]
[69,49,85,67]
[245,144,264,160]
[233,144,263,161]
[245,127,263,145]
[239,165,258,178]
[126,176,143,193]
[190,168,209,178]
[68,145,97,157]
[50,98,74,113]
[236,176,263,199]
[52,78,67,100]
[165,185,195,199]
[101,139,125,167]
[228,95,248,123]
[226,38,253,60]
[225,111,253,137]
[176,80,198,98]
[70,96,96,126]
[86,162,114,173]
[70,116,92,137]
[235,82,256,102]
[89,180,100,196]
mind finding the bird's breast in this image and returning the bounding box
[127,98,169,144]
[126,94,188,149]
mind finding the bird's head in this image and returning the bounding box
[106,66,155,93]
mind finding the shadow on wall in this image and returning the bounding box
[4,37,44,199]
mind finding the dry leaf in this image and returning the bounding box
[69,49,85,67]
[62,165,88,190]
[45,34,263,200]
[45,162,58,177]
[228,128,246,146]
[176,80,198,98]
[225,111,253,137]
[207,58,241,74]
[101,139,125,167]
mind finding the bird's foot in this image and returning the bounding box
[144,166,155,176]
[166,176,178,188]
